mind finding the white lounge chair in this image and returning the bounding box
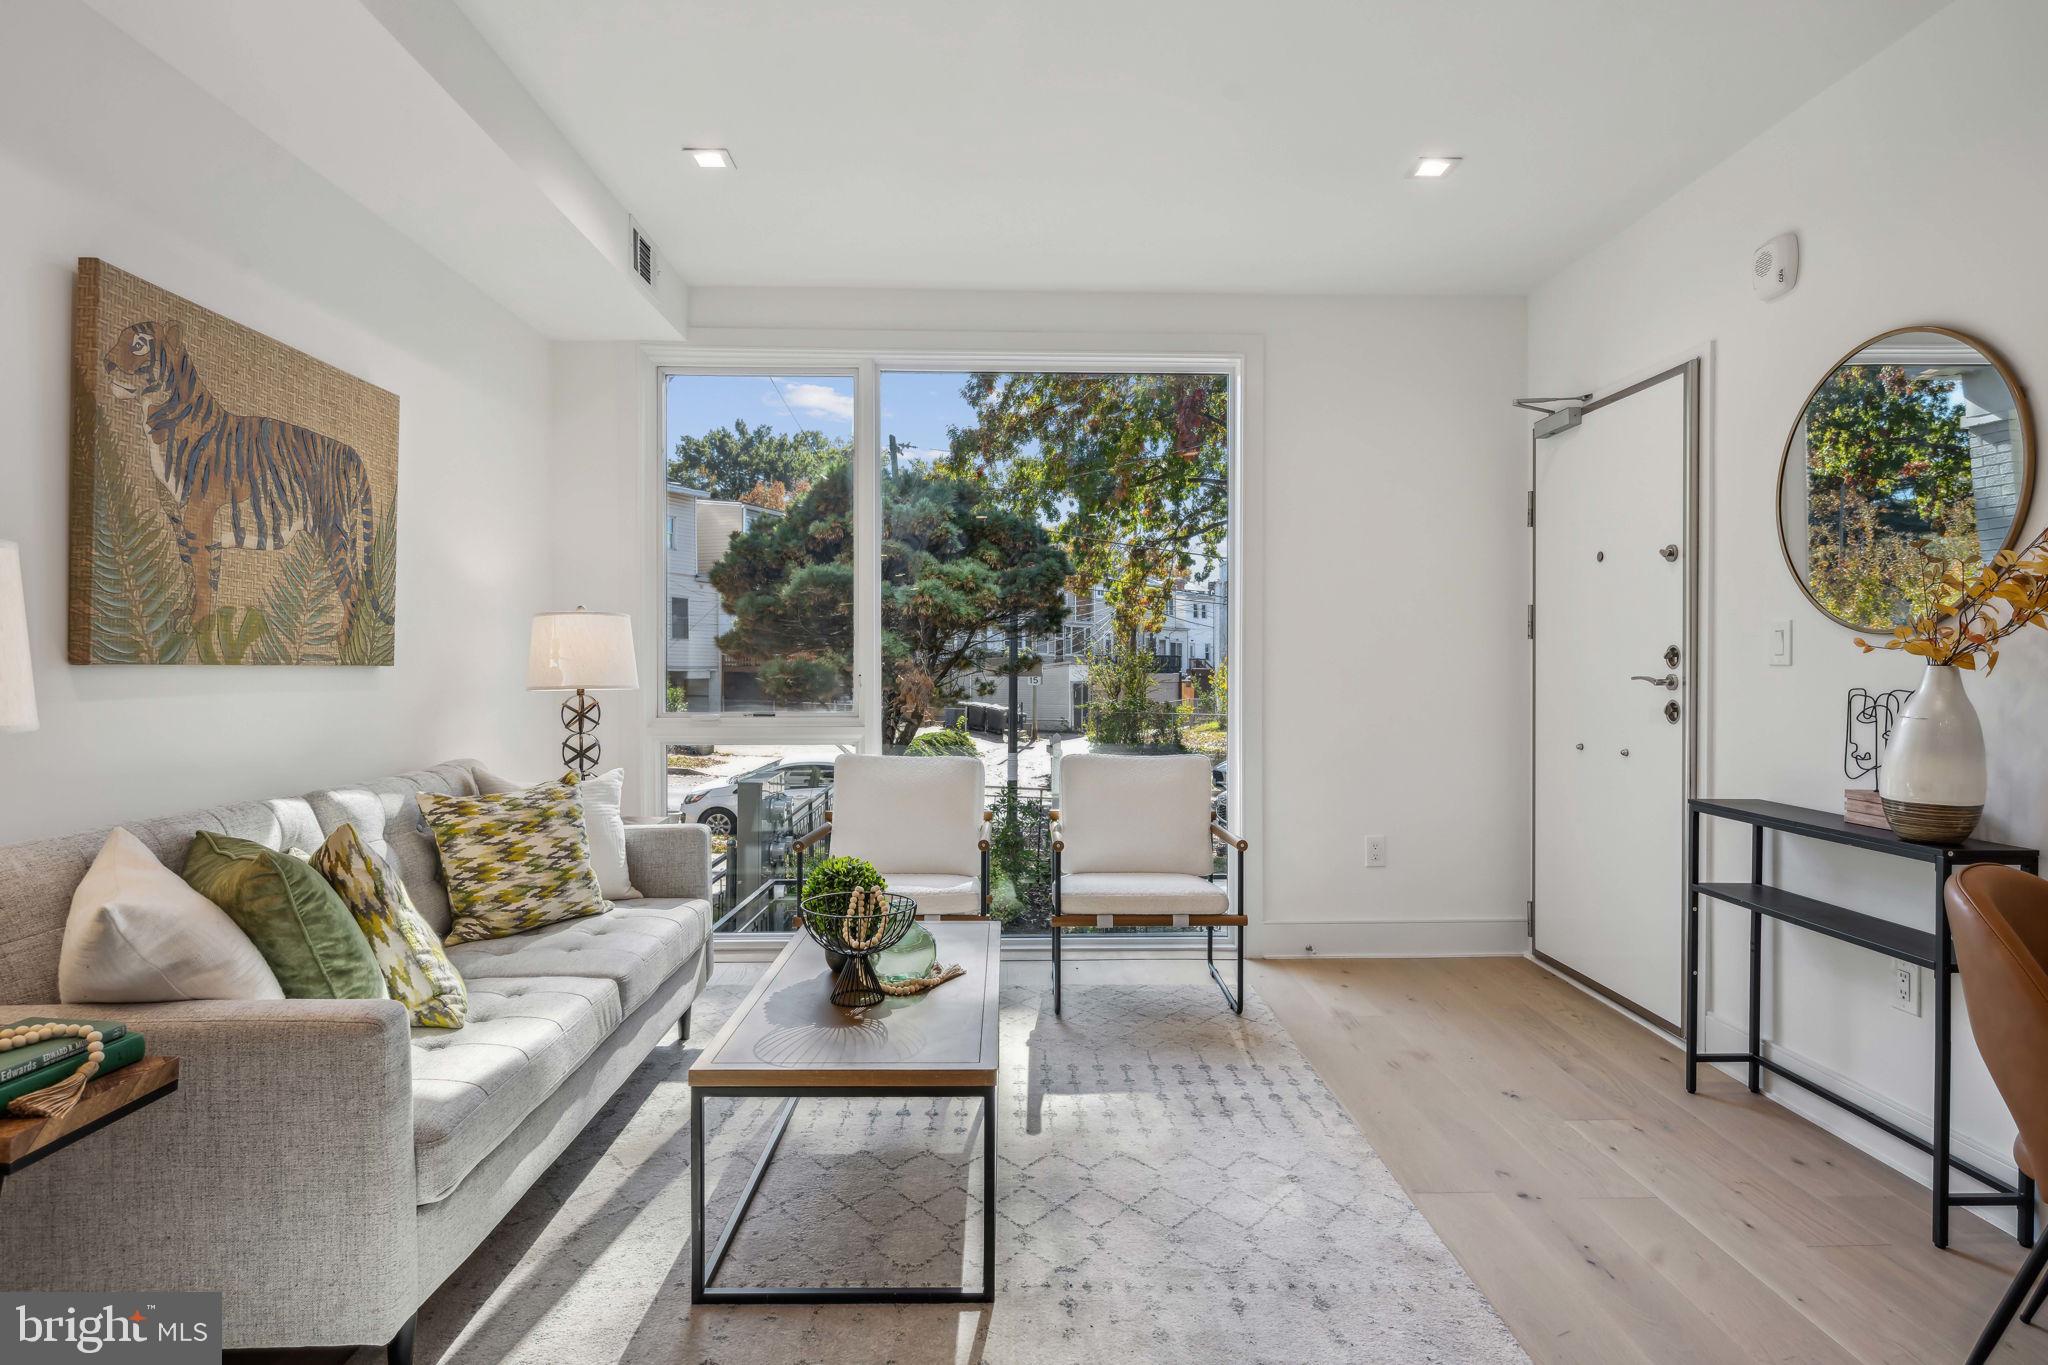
[794,754,992,918]
[1051,753,1248,1014]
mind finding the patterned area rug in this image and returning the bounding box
[373,969,1527,1365]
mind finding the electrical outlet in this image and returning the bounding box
[1365,836,1388,868]
[1891,959,1921,1016]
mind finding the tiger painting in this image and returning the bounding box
[100,318,381,644]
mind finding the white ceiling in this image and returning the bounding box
[456,0,1945,295]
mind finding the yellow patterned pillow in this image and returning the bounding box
[309,823,468,1028]
[419,775,610,945]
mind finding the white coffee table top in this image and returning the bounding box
[689,918,1001,1089]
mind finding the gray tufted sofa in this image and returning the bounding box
[0,759,714,1360]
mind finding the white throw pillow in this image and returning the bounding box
[579,769,640,901]
[59,827,285,1002]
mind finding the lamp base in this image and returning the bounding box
[560,689,601,778]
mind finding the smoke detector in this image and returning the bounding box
[1752,232,1798,301]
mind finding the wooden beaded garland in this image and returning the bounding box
[2,1021,109,1121]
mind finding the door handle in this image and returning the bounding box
[1630,674,1679,690]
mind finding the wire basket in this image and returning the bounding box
[800,890,920,1009]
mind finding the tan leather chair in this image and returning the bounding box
[1945,864,2048,1363]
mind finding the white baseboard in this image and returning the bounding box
[1258,916,1529,959]
[1695,1009,2025,1237]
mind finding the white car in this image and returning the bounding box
[676,759,834,838]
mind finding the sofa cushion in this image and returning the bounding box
[411,975,620,1203]
[1058,872,1229,920]
[444,897,712,1016]
[303,760,495,939]
[182,832,384,1000]
[310,824,467,1029]
[421,777,611,945]
[59,828,286,1003]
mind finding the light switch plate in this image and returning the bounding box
[1769,618,1793,666]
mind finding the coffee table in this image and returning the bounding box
[688,918,1000,1304]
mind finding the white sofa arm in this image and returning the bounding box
[0,997,417,1351]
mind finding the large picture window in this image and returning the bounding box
[660,373,854,717]
[655,358,1234,941]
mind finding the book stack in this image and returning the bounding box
[0,1018,145,1110]
[1844,787,1891,832]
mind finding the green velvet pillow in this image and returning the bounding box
[182,831,385,1000]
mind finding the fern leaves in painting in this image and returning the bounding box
[253,536,339,664]
[85,401,189,664]
[339,517,396,666]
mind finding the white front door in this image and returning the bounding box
[1533,366,1694,1027]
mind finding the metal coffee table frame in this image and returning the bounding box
[690,1082,997,1304]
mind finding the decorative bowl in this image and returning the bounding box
[800,891,919,1008]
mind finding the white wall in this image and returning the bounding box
[554,288,1532,955]
[0,1,557,841]
[1528,0,2048,1213]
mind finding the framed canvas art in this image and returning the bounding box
[68,258,398,665]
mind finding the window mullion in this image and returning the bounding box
[853,358,883,755]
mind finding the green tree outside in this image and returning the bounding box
[670,419,846,503]
[940,372,1227,635]
[709,463,1070,745]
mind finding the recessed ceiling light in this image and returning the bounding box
[687,147,735,170]
[1410,156,1461,179]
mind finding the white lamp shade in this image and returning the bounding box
[0,541,37,733]
[527,610,638,691]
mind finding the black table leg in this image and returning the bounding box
[981,1084,997,1301]
[1935,850,1953,1249]
[690,1086,706,1300]
[1686,806,1701,1094]
[690,1085,997,1304]
[1748,827,1763,1093]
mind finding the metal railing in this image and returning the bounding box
[701,774,1230,938]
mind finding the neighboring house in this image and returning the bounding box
[960,573,1228,733]
[663,483,783,712]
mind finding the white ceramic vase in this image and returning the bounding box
[1880,663,1987,843]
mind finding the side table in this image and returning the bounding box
[0,1055,180,1193]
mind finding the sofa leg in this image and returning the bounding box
[678,1007,691,1044]
[387,1312,417,1365]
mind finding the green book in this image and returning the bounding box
[0,1018,130,1084]
[0,1031,145,1108]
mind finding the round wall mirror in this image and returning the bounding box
[1778,326,2034,632]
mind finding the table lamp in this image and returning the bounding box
[527,608,636,777]
[0,542,37,734]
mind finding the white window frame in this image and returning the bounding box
[638,336,1263,957]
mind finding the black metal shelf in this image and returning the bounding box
[1690,798,2035,865]
[1687,797,2041,1250]
[1694,881,1938,969]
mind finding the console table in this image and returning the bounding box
[1687,798,2040,1248]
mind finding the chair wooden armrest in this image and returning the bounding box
[1210,821,1247,851]
[793,821,833,853]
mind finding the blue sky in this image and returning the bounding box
[663,371,981,462]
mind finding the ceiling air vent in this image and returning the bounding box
[630,226,655,286]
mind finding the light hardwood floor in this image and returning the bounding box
[1233,953,2046,1365]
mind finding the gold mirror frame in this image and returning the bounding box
[1776,324,2036,633]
